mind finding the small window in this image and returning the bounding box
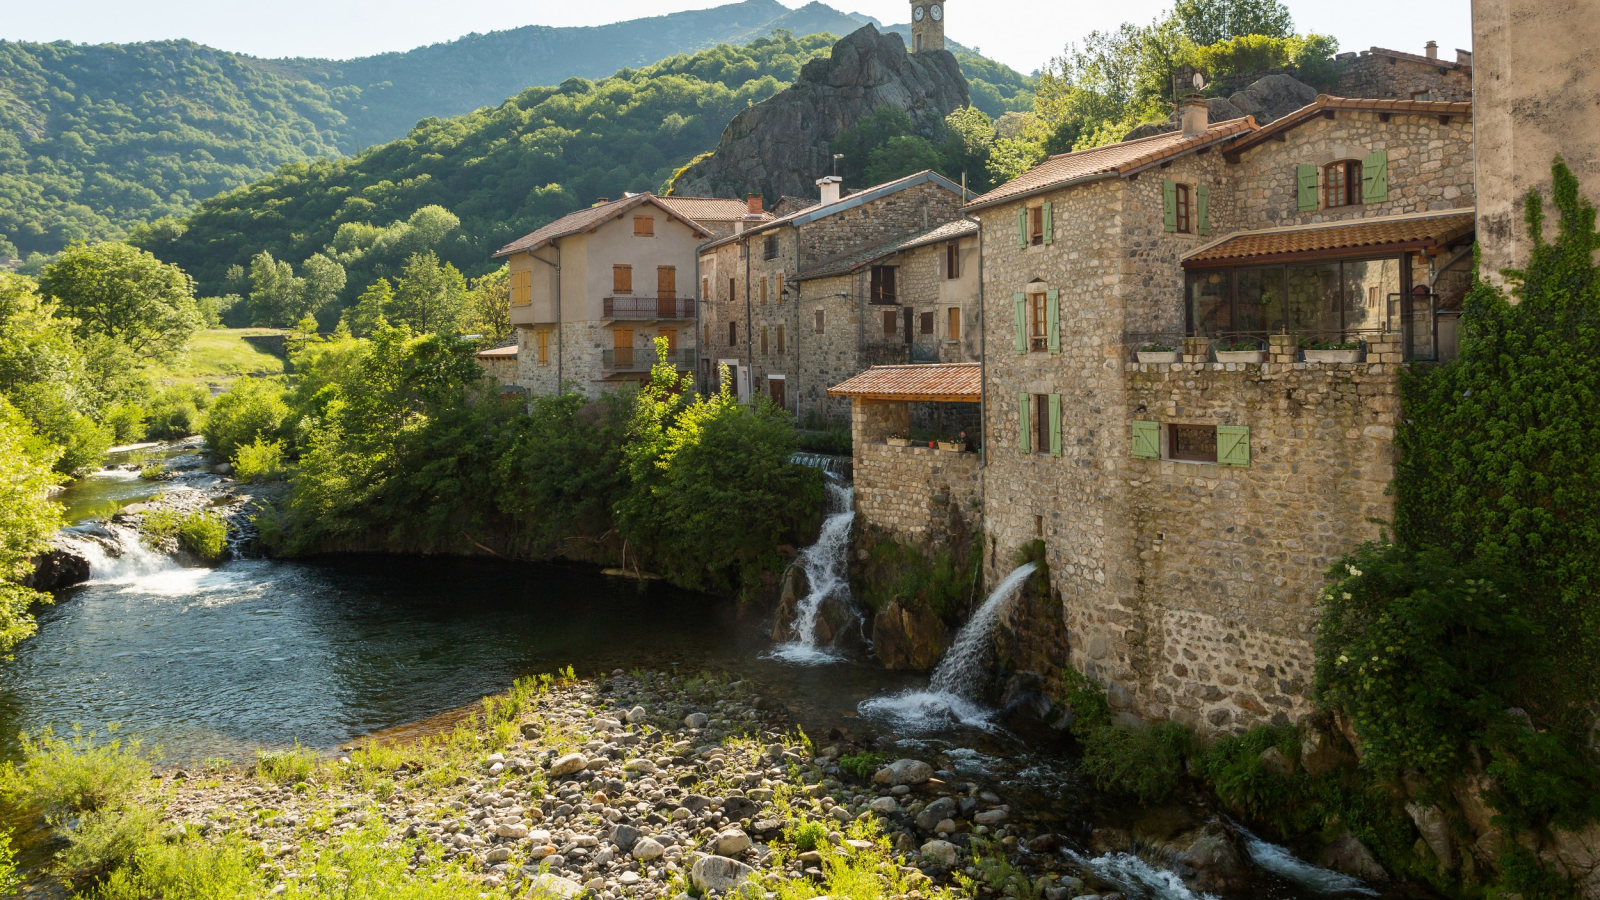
[763,235,779,261]
[1033,394,1051,455]
[1028,292,1048,351]
[613,265,633,295]
[1174,183,1193,234]
[883,310,897,336]
[1325,160,1364,208]
[511,269,532,307]
[702,277,709,300]
[920,311,934,335]
[948,307,961,341]
[633,215,655,237]
[729,321,738,346]
[814,310,825,334]
[728,278,736,303]
[1169,424,1218,463]
[776,273,786,301]
[946,241,961,279]
[776,324,786,355]
[870,266,898,303]
[759,279,768,304]
[704,324,711,346]
[1029,207,1045,245]
[760,326,769,354]
[536,329,550,366]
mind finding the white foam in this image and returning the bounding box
[768,479,856,665]
[1243,833,1380,896]
[1064,850,1223,900]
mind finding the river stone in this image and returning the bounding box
[527,874,583,899]
[691,855,755,893]
[723,796,759,821]
[549,753,588,777]
[714,829,752,856]
[682,794,713,813]
[974,808,1009,826]
[493,823,528,839]
[632,837,665,861]
[626,706,647,724]
[869,797,900,815]
[611,824,641,851]
[915,797,958,832]
[624,758,657,775]
[920,840,958,867]
[874,759,933,787]
[485,847,512,863]
[684,712,709,729]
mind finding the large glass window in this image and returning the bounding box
[1342,259,1400,333]
[1287,263,1343,335]
[1188,270,1232,333]
[1234,267,1287,334]
[1187,256,1405,339]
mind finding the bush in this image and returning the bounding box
[256,742,318,784]
[141,509,228,561]
[137,464,168,481]
[795,426,852,456]
[100,401,147,445]
[201,378,289,460]
[144,384,210,441]
[0,829,18,897]
[95,833,265,900]
[853,537,982,622]
[58,803,161,880]
[788,819,830,852]
[0,726,150,819]
[1078,721,1192,804]
[232,438,288,482]
[838,752,886,781]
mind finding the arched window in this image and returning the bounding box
[1324,160,1364,208]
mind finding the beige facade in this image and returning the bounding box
[1474,0,1600,282]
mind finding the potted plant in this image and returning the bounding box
[1214,339,1266,364]
[1302,338,1365,364]
[886,429,912,448]
[938,431,969,453]
[1137,342,1181,364]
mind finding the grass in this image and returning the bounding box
[255,742,319,786]
[148,329,288,391]
[0,726,151,819]
[141,509,228,561]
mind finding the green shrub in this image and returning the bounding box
[256,741,318,784]
[0,726,150,819]
[795,427,852,456]
[0,828,18,897]
[100,401,148,445]
[853,537,982,621]
[58,803,161,880]
[142,509,228,561]
[95,832,266,900]
[144,385,210,441]
[1481,717,1600,832]
[788,819,830,852]
[838,753,886,781]
[137,464,168,481]
[201,378,289,460]
[1078,721,1192,805]
[232,438,288,483]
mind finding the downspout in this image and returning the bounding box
[529,244,562,390]
[744,239,753,399]
[967,212,985,470]
[793,223,802,420]
[694,248,702,394]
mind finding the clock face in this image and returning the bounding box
[913,6,925,21]
[931,4,943,21]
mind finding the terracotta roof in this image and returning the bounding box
[656,196,773,223]
[798,220,978,282]
[965,118,1258,211]
[1225,95,1472,158]
[476,345,518,359]
[1183,210,1476,267]
[828,363,981,403]
[700,170,971,251]
[493,194,713,258]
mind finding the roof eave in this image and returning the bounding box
[964,172,1120,213]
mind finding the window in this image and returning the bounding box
[883,310,898,336]
[1174,183,1193,234]
[1186,258,1401,337]
[948,307,961,341]
[536,329,549,366]
[776,273,786,301]
[870,266,898,303]
[1029,206,1045,245]
[946,241,960,279]
[1034,395,1051,455]
[763,235,779,261]
[704,324,711,346]
[920,311,934,335]
[613,265,633,294]
[814,310,825,334]
[1029,292,1049,351]
[657,266,676,301]
[633,215,655,237]
[511,269,532,307]
[760,326,769,354]
[1169,424,1218,462]
[728,278,736,303]
[1324,160,1364,208]
[702,277,709,301]
[729,321,738,346]
[777,324,786,354]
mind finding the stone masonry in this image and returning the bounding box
[1334,47,1474,103]
[850,399,983,547]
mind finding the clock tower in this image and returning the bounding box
[910,1,946,53]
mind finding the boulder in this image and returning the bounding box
[914,797,958,832]
[1544,820,1600,898]
[874,758,933,787]
[1319,830,1389,883]
[1170,824,1251,894]
[549,753,588,777]
[1405,803,1459,872]
[920,839,959,867]
[691,855,755,893]
[611,824,641,852]
[871,602,949,671]
[632,837,664,862]
[1299,727,1346,777]
[25,544,92,591]
[713,829,752,856]
[1259,746,1296,778]
[526,874,584,899]
[684,713,709,729]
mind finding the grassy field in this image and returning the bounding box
[150,328,288,390]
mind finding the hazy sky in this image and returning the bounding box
[5,0,1474,73]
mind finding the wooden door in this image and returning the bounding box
[613,327,634,369]
[657,266,677,317]
[769,378,786,410]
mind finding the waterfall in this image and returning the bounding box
[857,562,1038,731]
[1241,832,1380,896]
[791,452,851,479]
[1063,850,1224,900]
[768,478,857,665]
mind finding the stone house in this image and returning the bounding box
[947,93,1476,733]
[1334,44,1474,102]
[696,170,976,424]
[492,193,770,398]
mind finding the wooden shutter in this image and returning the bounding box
[1013,294,1027,354]
[1046,290,1061,354]
[883,310,897,335]
[1018,393,1032,454]
[1218,425,1252,467]
[1042,201,1055,245]
[1196,184,1211,236]
[1296,164,1319,212]
[1017,208,1028,249]
[1362,150,1389,204]
[1131,420,1160,459]
[658,266,676,300]
[777,324,785,354]
[1048,394,1062,457]
[814,310,825,334]
[1162,180,1178,232]
[614,265,633,294]
[948,307,961,341]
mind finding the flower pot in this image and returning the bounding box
[1137,350,1182,364]
[937,441,968,453]
[1216,350,1265,364]
[886,438,911,448]
[1304,348,1364,364]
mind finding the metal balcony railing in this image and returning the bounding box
[602,348,696,373]
[603,296,697,320]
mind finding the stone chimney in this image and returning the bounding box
[817,176,844,205]
[593,197,610,207]
[1425,40,1439,59]
[1180,94,1209,137]
[1456,48,1472,66]
[746,193,764,215]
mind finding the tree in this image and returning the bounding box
[863,136,945,188]
[463,267,512,349]
[37,243,202,361]
[0,398,64,657]
[1173,0,1294,45]
[388,252,468,336]
[247,251,347,327]
[342,279,394,338]
[0,273,116,474]
[300,254,348,319]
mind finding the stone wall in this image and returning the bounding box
[1335,50,1473,102]
[477,354,518,388]
[801,181,965,266]
[850,399,982,547]
[514,319,696,399]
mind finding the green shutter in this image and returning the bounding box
[1197,183,1211,236]
[1048,394,1062,458]
[1013,294,1027,354]
[1362,150,1389,204]
[1131,420,1160,460]
[1162,180,1178,232]
[1046,290,1061,354]
[1018,393,1032,454]
[1296,164,1319,212]
[1042,201,1055,245]
[1218,425,1251,468]
[1017,208,1028,249]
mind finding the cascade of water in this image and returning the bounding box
[66,524,180,583]
[1241,832,1380,896]
[1063,850,1224,900]
[769,479,857,665]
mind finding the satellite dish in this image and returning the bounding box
[1192,72,1207,90]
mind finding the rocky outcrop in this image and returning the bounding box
[671,25,969,201]
[1123,73,1320,141]
[870,601,948,670]
[770,566,857,649]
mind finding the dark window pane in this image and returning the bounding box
[1188,270,1232,334]
[1287,263,1343,335]
[1342,258,1400,333]
[1170,424,1218,462]
[1236,267,1286,334]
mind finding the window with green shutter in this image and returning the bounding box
[1131,421,1160,459]
[1296,164,1319,212]
[1197,184,1211,236]
[1018,393,1032,454]
[1013,294,1027,354]
[1362,150,1389,204]
[1017,208,1028,249]
[1218,425,1251,467]
[1162,180,1178,232]
[1049,394,1062,457]
[1046,290,1061,354]
[1042,201,1055,245]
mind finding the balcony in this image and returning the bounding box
[603,296,697,321]
[602,347,696,374]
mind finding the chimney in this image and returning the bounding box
[1456,49,1473,66]
[593,197,610,207]
[1425,40,1439,59]
[817,176,844,206]
[1180,94,1209,137]
[746,193,764,215]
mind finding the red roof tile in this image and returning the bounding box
[828,363,981,402]
[1183,211,1476,266]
